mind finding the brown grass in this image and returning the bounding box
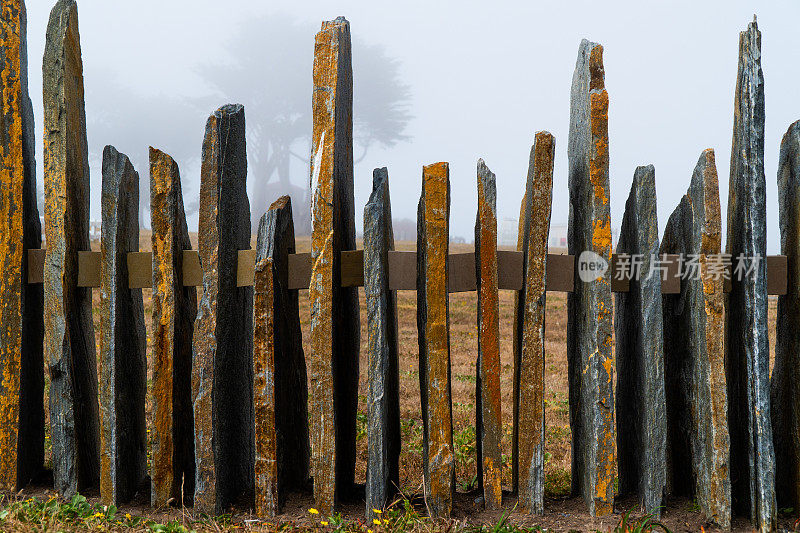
[19,236,784,531]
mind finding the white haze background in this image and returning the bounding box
[24,0,800,252]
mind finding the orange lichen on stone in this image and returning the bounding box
[514,132,554,514]
[253,256,277,517]
[476,159,501,510]
[0,0,25,491]
[418,162,453,518]
[309,16,358,516]
[149,147,195,508]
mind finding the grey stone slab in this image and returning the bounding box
[566,38,614,517]
[364,168,400,518]
[725,17,776,532]
[193,104,254,515]
[614,165,666,517]
[98,146,147,505]
[43,0,100,498]
[253,196,310,518]
[661,150,731,529]
[772,120,800,513]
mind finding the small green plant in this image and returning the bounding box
[356,412,369,440]
[612,510,671,533]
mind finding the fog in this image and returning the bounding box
[25,0,800,252]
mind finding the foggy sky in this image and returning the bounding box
[25,0,800,252]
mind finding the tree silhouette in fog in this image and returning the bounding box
[84,15,411,234]
[196,14,412,232]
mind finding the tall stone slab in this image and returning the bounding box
[150,147,196,507]
[513,132,554,514]
[364,168,400,518]
[253,196,310,518]
[0,0,44,491]
[614,165,666,517]
[193,104,254,514]
[725,18,776,532]
[308,16,360,514]
[417,162,453,518]
[566,39,614,516]
[475,159,501,511]
[773,121,800,512]
[661,150,730,529]
[43,0,100,497]
[98,146,147,504]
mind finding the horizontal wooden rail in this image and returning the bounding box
[24,248,788,295]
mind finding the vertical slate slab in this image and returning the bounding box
[725,17,776,532]
[99,146,147,505]
[0,0,44,491]
[475,159,501,511]
[150,147,196,507]
[513,132,554,514]
[417,162,453,518]
[308,16,360,514]
[193,104,254,515]
[364,168,400,518]
[42,0,100,498]
[613,165,666,517]
[253,196,310,518]
[773,120,800,513]
[661,150,730,529]
[566,39,614,517]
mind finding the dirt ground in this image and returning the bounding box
[19,235,788,531]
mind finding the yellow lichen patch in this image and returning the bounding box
[591,218,612,257]
[308,17,351,516]
[0,0,26,491]
[420,162,453,518]
[588,90,610,210]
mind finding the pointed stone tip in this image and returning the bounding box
[269,195,291,212]
[370,167,389,200]
[216,103,244,116]
[321,16,349,31]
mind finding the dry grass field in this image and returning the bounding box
[2,235,786,532]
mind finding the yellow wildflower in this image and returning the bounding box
[320,521,329,526]
[309,508,319,515]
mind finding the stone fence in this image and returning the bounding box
[0,1,797,532]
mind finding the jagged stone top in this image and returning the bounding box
[477,159,496,219]
[366,167,390,210]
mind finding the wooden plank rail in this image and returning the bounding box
[24,248,788,295]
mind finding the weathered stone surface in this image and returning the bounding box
[513,132,554,514]
[475,159,501,511]
[364,168,400,518]
[253,196,310,518]
[417,162,453,518]
[773,120,800,513]
[308,16,360,514]
[725,17,776,532]
[0,0,44,491]
[193,104,254,514]
[43,0,100,498]
[150,147,196,507]
[661,149,730,529]
[613,165,666,517]
[98,146,147,505]
[566,39,614,517]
